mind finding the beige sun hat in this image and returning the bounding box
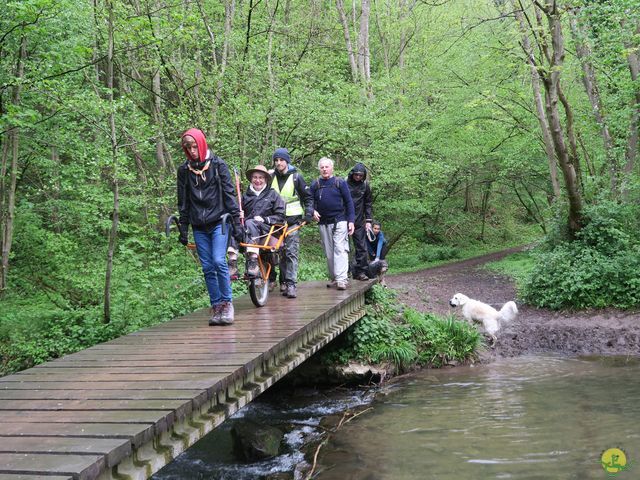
[245,164,271,183]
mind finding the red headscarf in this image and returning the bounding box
[181,128,208,162]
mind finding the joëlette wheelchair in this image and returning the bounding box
[166,213,303,307]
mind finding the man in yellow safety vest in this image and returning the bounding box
[270,148,314,298]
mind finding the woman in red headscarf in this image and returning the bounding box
[177,128,243,325]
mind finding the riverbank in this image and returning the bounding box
[386,248,640,358]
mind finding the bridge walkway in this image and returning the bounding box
[0,279,375,480]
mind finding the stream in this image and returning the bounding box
[153,355,640,479]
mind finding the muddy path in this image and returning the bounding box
[386,248,640,358]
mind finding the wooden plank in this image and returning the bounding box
[0,422,152,448]
[0,453,105,480]
[0,437,131,467]
[0,475,72,480]
[0,398,192,412]
[1,372,230,383]
[0,388,206,400]
[0,378,232,391]
[1,410,173,427]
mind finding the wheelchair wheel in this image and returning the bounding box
[249,276,269,307]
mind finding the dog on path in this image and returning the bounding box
[449,293,518,343]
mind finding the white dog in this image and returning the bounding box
[449,293,518,342]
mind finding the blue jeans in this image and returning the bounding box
[193,224,232,306]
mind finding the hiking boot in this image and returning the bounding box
[208,304,222,326]
[326,280,337,288]
[336,281,347,290]
[246,255,259,278]
[286,284,297,298]
[218,301,234,325]
[355,273,369,281]
[228,258,238,280]
[269,281,277,292]
[280,283,287,294]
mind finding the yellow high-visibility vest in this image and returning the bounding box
[272,173,303,217]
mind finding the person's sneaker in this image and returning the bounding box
[228,258,238,280]
[336,281,347,290]
[286,284,297,298]
[326,280,337,288]
[280,283,288,295]
[246,255,259,278]
[218,301,234,325]
[208,304,222,326]
[269,281,277,292]
[355,273,369,281]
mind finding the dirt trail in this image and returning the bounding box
[386,248,640,357]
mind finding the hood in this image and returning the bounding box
[181,128,209,167]
[348,162,368,182]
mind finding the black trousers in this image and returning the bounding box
[351,224,369,276]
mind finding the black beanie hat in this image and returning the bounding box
[272,147,291,164]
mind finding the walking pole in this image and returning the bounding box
[233,167,245,226]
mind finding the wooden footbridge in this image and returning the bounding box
[0,280,374,480]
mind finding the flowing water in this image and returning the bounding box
[154,355,640,479]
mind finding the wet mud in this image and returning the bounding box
[386,248,640,358]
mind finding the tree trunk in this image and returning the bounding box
[513,2,560,201]
[357,0,372,96]
[336,0,358,83]
[0,36,26,293]
[265,0,278,149]
[569,10,616,194]
[373,0,390,73]
[541,6,583,236]
[398,0,407,70]
[104,0,119,323]
[210,0,236,138]
[623,21,640,185]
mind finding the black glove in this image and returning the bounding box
[302,215,314,225]
[178,223,189,246]
[232,219,245,244]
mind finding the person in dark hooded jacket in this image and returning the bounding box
[227,165,285,278]
[177,128,243,326]
[347,163,373,280]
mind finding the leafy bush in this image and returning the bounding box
[521,201,640,309]
[325,286,483,371]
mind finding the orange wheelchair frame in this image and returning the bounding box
[239,222,304,307]
[166,214,304,307]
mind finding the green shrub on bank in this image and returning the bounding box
[521,201,640,309]
[325,286,483,371]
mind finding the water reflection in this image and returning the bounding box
[316,355,640,480]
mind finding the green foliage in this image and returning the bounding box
[521,201,640,309]
[485,251,536,291]
[2,0,639,376]
[324,286,483,371]
[419,245,461,263]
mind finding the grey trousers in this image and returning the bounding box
[319,221,350,283]
[278,228,300,286]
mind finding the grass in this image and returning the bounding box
[484,250,536,293]
[386,226,542,275]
